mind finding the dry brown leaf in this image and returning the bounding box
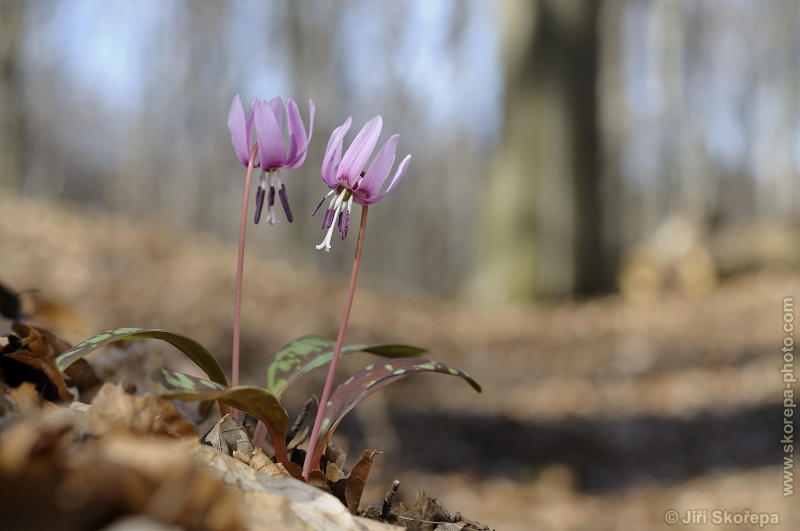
[233,447,290,479]
[395,489,451,531]
[308,469,334,494]
[88,434,243,531]
[0,406,83,476]
[7,381,49,415]
[248,447,285,477]
[191,444,398,531]
[204,413,254,456]
[88,383,196,438]
[1,322,74,402]
[324,440,348,482]
[280,461,305,480]
[342,449,380,515]
[0,389,240,530]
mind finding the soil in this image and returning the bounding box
[0,194,798,530]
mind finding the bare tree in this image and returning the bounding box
[471,0,606,300]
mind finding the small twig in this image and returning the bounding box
[286,397,315,444]
[381,479,400,521]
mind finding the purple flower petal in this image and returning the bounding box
[227,95,255,167]
[357,134,399,198]
[285,99,314,168]
[267,96,286,136]
[321,117,352,187]
[356,154,411,205]
[254,99,287,168]
[337,116,382,188]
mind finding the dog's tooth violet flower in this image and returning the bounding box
[312,115,411,251]
[227,95,315,224]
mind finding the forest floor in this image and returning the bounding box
[0,194,798,530]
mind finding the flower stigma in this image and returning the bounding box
[315,186,354,252]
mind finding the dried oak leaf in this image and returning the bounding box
[233,446,290,479]
[1,322,74,402]
[203,413,254,457]
[324,441,347,482]
[330,449,381,515]
[394,488,451,531]
[6,381,55,417]
[82,434,243,531]
[88,383,197,438]
[0,405,83,477]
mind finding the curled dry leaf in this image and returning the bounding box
[324,441,347,482]
[86,434,243,531]
[0,405,84,477]
[0,404,242,531]
[233,447,289,479]
[6,381,54,416]
[394,488,452,531]
[88,383,197,439]
[1,322,74,402]
[191,444,397,531]
[203,413,254,457]
[342,449,380,515]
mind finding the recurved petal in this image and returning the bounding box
[227,95,253,167]
[254,98,288,168]
[285,98,315,168]
[337,116,382,188]
[321,117,352,186]
[357,134,398,197]
[357,154,411,205]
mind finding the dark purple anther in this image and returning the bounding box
[254,186,265,224]
[322,208,332,229]
[278,184,293,223]
[340,210,349,239]
[311,195,326,217]
[268,185,276,208]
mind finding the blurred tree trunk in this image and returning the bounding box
[471,0,608,300]
[0,0,26,190]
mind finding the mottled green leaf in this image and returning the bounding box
[311,358,481,465]
[153,368,289,462]
[55,328,227,387]
[266,335,428,397]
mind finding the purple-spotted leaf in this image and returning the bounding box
[311,358,481,465]
[267,335,427,398]
[153,368,290,463]
[55,328,227,387]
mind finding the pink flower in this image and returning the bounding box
[312,116,411,251]
[227,95,315,224]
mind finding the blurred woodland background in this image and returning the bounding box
[2,1,800,529]
[2,0,798,302]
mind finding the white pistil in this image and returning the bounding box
[265,170,280,225]
[316,191,346,252]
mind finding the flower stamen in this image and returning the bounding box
[254,171,267,224]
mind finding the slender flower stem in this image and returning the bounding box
[232,144,259,391]
[303,205,369,481]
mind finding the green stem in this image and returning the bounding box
[302,205,369,481]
